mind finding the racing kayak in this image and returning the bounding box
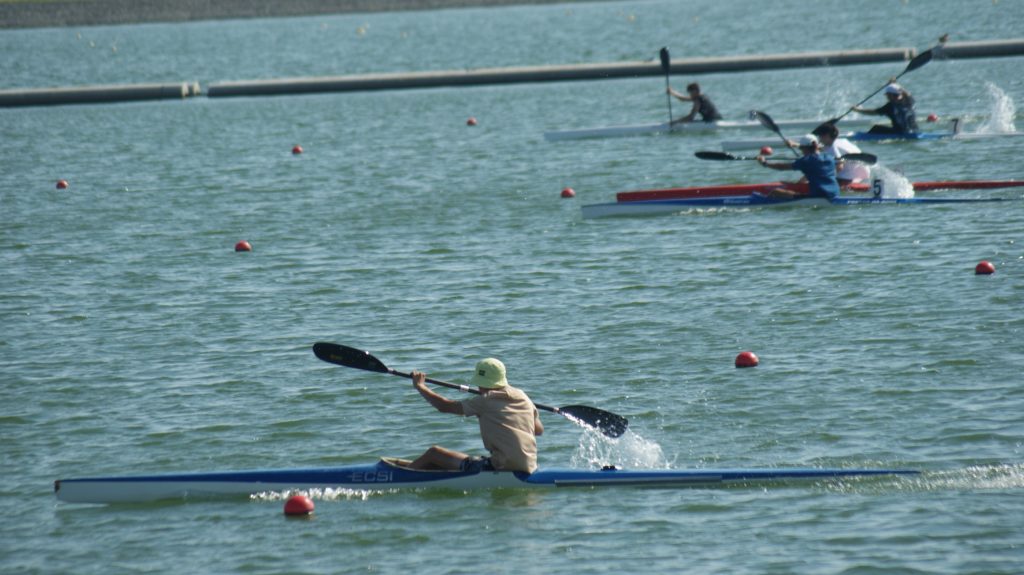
[720,128,1024,151]
[616,180,1024,202]
[544,117,875,142]
[582,194,1011,219]
[54,458,918,504]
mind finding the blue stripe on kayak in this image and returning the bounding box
[58,462,918,487]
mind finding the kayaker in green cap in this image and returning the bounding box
[407,357,543,473]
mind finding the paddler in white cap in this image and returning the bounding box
[406,357,543,473]
[757,134,841,200]
[853,82,919,135]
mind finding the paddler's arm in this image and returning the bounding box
[533,409,544,436]
[412,371,465,415]
[851,105,882,115]
[667,86,692,102]
[757,156,794,171]
[667,87,697,123]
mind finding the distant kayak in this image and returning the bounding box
[544,117,875,141]
[582,194,1012,219]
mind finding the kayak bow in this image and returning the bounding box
[55,458,919,504]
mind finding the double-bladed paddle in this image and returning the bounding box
[751,110,801,158]
[827,47,934,125]
[660,47,673,123]
[695,150,877,164]
[312,342,629,438]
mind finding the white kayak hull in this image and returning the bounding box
[544,118,875,141]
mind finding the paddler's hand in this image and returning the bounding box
[411,370,428,390]
[757,155,767,166]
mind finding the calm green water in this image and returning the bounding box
[3,1,1024,573]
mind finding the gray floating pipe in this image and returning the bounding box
[208,48,916,98]
[0,82,193,107]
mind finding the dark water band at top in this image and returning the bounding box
[0,0,608,29]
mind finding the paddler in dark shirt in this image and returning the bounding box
[667,82,723,124]
[854,83,919,135]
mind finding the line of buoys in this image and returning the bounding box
[0,82,196,107]
[5,39,1023,107]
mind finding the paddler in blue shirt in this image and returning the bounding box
[667,82,723,124]
[757,134,841,200]
[406,357,543,473]
[853,83,919,135]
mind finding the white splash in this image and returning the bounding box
[252,487,392,502]
[868,166,915,199]
[570,428,672,469]
[975,82,1017,134]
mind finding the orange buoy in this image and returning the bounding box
[560,187,575,198]
[975,261,995,275]
[466,117,478,126]
[735,351,759,368]
[56,179,69,189]
[759,146,773,156]
[234,240,252,252]
[284,494,315,516]
[292,145,303,155]
[926,113,939,123]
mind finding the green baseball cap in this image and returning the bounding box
[469,358,507,389]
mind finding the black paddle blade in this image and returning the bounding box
[695,151,739,161]
[558,405,629,438]
[313,342,390,373]
[841,152,878,165]
[659,47,670,73]
[904,48,933,73]
[751,110,780,134]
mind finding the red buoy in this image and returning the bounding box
[926,113,939,123]
[56,179,69,189]
[284,494,315,516]
[560,187,575,198]
[234,240,252,252]
[466,117,478,126]
[759,146,773,156]
[292,145,303,155]
[735,351,759,368]
[975,261,995,275]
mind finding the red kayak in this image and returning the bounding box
[616,180,1024,202]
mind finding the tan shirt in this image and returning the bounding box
[461,385,539,473]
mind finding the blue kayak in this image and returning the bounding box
[54,458,919,503]
[582,194,1012,219]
